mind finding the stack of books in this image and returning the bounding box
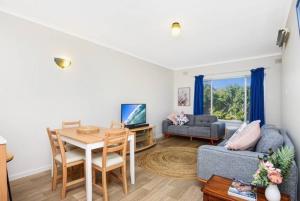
[228,179,257,201]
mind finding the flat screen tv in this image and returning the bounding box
[121,104,146,127]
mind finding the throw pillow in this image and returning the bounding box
[225,122,247,144]
[176,112,189,126]
[225,120,261,151]
[255,127,283,153]
[167,113,177,125]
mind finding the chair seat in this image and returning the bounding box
[92,153,123,168]
[55,149,85,164]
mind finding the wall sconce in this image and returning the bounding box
[54,57,71,69]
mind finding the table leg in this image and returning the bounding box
[129,136,135,184]
[85,147,92,201]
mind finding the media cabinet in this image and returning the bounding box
[128,125,156,152]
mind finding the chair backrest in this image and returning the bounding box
[102,129,129,168]
[46,128,66,164]
[110,121,125,129]
[62,120,81,129]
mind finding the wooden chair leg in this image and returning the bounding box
[52,161,58,191]
[7,170,12,201]
[121,166,128,194]
[61,166,67,199]
[102,171,108,201]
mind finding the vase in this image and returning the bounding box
[265,184,281,201]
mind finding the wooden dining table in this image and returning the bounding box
[55,127,135,201]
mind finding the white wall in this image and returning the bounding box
[173,55,282,126]
[0,11,174,180]
[281,0,300,194]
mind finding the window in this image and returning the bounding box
[204,77,250,122]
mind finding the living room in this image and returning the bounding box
[0,0,299,201]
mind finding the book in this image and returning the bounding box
[228,179,257,201]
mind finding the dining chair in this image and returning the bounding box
[62,120,81,151]
[92,129,129,201]
[110,121,125,129]
[47,128,85,199]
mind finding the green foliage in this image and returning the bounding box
[252,163,269,187]
[251,146,294,187]
[269,147,294,179]
[204,84,250,121]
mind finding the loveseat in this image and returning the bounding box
[162,114,225,143]
[197,125,298,201]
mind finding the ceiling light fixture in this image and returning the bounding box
[171,22,181,37]
[54,57,72,69]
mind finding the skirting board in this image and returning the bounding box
[9,164,51,181]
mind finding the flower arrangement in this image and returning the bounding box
[252,146,294,187]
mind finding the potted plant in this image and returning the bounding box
[252,147,294,201]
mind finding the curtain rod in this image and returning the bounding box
[185,67,270,77]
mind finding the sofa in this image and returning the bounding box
[197,125,298,201]
[162,114,225,143]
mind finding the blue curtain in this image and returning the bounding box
[193,75,204,115]
[250,68,265,126]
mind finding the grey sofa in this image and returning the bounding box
[197,125,298,201]
[162,114,225,143]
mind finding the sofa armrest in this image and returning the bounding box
[197,145,298,201]
[162,119,172,133]
[210,121,225,139]
[197,145,262,182]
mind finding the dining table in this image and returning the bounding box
[55,127,135,201]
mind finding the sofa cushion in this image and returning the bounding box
[188,126,210,137]
[194,115,217,127]
[185,114,195,126]
[255,128,283,153]
[225,120,261,150]
[167,113,177,125]
[168,125,189,135]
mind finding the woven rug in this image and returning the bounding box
[137,147,197,179]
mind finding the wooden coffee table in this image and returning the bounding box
[202,175,290,201]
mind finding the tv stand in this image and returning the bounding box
[127,125,156,153]
[125,123,149,129]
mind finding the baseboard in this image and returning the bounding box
[9,164,51,181]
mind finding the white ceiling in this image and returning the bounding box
[0,0,292,69]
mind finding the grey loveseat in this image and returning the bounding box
[162,114,225,143]
[197,125,298,201]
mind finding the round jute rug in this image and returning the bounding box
[137,147,197,179]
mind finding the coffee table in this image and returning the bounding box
[202,175,290,201]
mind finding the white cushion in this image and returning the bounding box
[55,149,85,164]
[225,120,261,150]
[92,153,123,168]
[225,122,247,146]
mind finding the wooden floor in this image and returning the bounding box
[10,136,208,201]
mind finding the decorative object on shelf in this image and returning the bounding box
[171,22,181,37]
[54,57,72,69]
[76,126,100,134]
[297,0,300,34]
[252,147,294,201]
[178,87,190,106]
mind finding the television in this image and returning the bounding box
[121,104,147,128]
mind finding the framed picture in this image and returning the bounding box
[178,87,190,106]
[297,0,300,34]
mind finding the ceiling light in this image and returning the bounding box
[54,57,72,69]
[171,22,181,37]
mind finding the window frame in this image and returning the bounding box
[204,75,250,122]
